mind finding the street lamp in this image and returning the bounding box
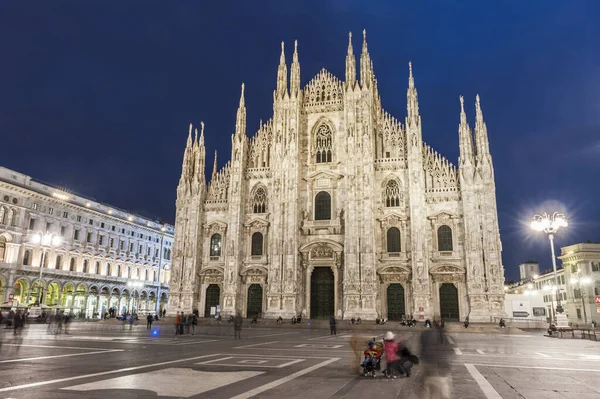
[30,231,62,305]
[531,212,567,315]
[570,275,593,325]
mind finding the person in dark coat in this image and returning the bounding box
[233,313,243,340]
[146,314,153,330]
[329,316,337,335]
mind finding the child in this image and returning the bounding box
[361,341,381,371]
[383,331,399,379]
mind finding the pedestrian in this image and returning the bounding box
[191,312,197,335]
[383,331,399,379]
[233,313,243,340]
[175,312,181,335]
[181,313,188,335]
[330,315,337,335]
[162,309,166,318]
[146,313,153,330]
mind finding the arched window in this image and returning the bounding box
[10,209,18,226]
[437,225,453,252]
[127,266,131,278]
[107,263,112,276]
[23,249,31,265]
[252,187,268,214]
[135,267,140,278]
[43,252,49,267]
[210,234,222,257]
[251,232,263,256]
[55,255,62,269]
[314,191,331,221]
[82,260,88,273]
[386,227,401,253]
[0,207,6,225]
[69,258,75,272]
[117,264,122,277]
[385,180,401,207]
[315,124,333,163]
[0,236,6,262]
[95,261,100,274]
[143,269,148,280]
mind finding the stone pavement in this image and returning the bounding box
[0,321,599,398]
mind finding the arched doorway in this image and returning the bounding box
[310,267,334,319]
[247,284,262,318]
[439,283,459,321]
[204,284,220,317]
[46,282,60,306]
[13,279,29,304]
[387,284,406,320]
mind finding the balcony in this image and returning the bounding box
[209,256,222,263]
[379,252,409,263]
[431,250,460,261]
[247,254,268,264]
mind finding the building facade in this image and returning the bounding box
[559,243,600,326]
[0,167,174,318]
[168,32,506,322]
[519,261,540,281]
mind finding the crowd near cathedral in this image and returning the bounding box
[169,31,506,322]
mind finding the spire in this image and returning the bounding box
[199,121,205,147]
[290,40,301,96]
[406,62,420,128]
[180,123,194,182]
[193,127,199,148]
[345,31,356,89]
[211,150,218,182]
[235,83,246,139]
[193,124,206,184]
[360,29,372,88]
[186,122,193,148]
[474,94,490,158]
[276,41,288,98]
[458,96,475,167]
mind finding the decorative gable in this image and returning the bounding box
[303,69,344,112]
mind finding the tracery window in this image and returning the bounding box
[437,225,453,252]
[385,180,401,207]
[315,124,333,163]
[252,187,267,214]
[386,227,401,253]
[315,191,331,221]
[251,232,263,256]
[210,234,222,257]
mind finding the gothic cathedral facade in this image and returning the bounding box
[168,32,506,322]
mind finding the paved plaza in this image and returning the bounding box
[0,321,599,398]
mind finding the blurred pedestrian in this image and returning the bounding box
[233,313,243,340]
[146,314,153,330]
[330,316,337,335]
[383,331,399,379]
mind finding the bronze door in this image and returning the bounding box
[246,284,263,318]
[310,267,334,319]
[204,284,220,317]
[387,283,406,320]
[439,283,459,321]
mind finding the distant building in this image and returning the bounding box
[519,261,540,281]
[558,242,600,326]
[0,166,174,317]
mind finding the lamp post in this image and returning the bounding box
[30,231,62,305]
[570,275,592,325]
[531,212,567,315]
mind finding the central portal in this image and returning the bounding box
[387,283,406,320]
[310,267,334,319]
[246,284,263,318]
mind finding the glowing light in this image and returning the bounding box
[52,192,70,201]
[152,330,158,336]
[533,274,539,279]
[128,216,133,221]
[85,202,91,207]
[108,209,113,214]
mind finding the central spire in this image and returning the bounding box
[276,41,288,98]
[474,94,490,158]
[235,83,246,139]
[360,29,372,88]
[458,96,475,168]
[406,62,420,128]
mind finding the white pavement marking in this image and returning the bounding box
[197,356,304,369]
[471,363,600,372]
[465,364,503,399]
[453,348,463,355]
[229,357,340,399]
[308,334,337,341]
[171,339,219,346]
[476,349,485,355]
[1,343,120,351]
[248,332,300,339]
[0,353,219,393]
[62,368,263,397]
[535,352,551,358]
[445,334,454,344]
[234,341,279,349]
[0,349,123,364]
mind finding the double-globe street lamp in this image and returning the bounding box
[30,231,62,305]
[570,274,593,325]
[531,212,568,316]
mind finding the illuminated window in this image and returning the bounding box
[210,234,222,257]
[315,124,333,163]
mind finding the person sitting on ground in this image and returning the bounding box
[291,315,297,324]
[499,318,506,328]
[376,317,381,325]
[251,315,258,324]
[361,341,382,371]
[357,317,362,324]
[464,317,470,328]
[351,317,356,325]
[424,319,432,328]
[276,316,283,323]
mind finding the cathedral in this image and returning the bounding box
[168,31,506,322]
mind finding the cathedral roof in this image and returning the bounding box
[303,68,344,111]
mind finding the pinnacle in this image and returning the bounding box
[280,41,285,63]
[459,95,464,112]
[239,83,245,107]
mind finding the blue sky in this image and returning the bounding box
[1,1,599,280]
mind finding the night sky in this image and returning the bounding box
[2,1,599,281]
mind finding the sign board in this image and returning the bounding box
[513,311,530,318]
[512,300,530,312]
[595,296,600,304]
[532,307,546,317]
[210,306,216,316]
[597,306,600,314]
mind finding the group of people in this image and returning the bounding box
[361,331,418,379]
[174,309,199,335]
[0,309,28,334]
